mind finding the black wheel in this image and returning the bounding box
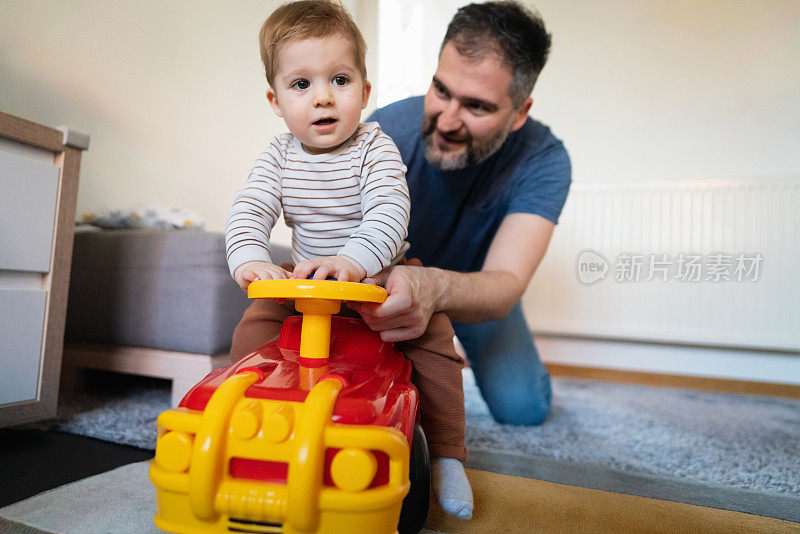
[397,422,430,534]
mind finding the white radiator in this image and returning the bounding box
[524,179,800,352]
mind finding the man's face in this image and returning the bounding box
[423,42,528,170]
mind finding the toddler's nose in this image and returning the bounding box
[313,88,334,107]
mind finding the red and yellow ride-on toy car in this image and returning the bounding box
[149,279,430,534]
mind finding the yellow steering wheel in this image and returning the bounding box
[247,279,387,362]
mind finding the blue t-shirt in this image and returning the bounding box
[367,96,571,273]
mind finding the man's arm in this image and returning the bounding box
[438,212,555,322]
[353,213,555,341]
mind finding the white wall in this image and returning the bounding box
[533,0,800,183]
[0,0,372,241]
[1,0,798,234]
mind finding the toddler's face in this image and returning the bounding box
[268,36,370,154]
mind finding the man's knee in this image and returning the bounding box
[477,365,552,426]
[490,381,551,425]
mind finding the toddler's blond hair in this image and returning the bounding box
[259,0,368,87]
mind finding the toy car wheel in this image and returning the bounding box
[398,422,430,534]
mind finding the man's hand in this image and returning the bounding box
[292,255,367,282]
[352,214,556,339]
[350,258,438,342]
[233,260,291,290]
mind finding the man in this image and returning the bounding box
[352,0,571,427]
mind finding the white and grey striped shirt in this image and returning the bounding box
[226,122,410,278]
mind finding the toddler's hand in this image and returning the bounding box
[233,261,290,290]
[292,256,367,282]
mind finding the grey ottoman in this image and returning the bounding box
[63,228,291,405]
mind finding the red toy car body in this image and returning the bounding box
[182,316,418,445]
[151,311,430,534]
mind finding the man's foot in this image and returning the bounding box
[432,458,473,519]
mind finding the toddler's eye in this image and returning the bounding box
[292,79,310,90]
[333,75,348,86]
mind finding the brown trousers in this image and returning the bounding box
[229,299,467,462]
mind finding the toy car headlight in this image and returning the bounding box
[264,405,294,442]
[330,448,377,492]
[231,401,263,440]
[154,431,193,473]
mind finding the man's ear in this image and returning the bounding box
[510,96,532,132]
[361,80,372,109]
[266,87,283,117]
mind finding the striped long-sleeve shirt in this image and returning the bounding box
[225,122,410,278]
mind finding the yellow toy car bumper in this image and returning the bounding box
[150,372,411,534]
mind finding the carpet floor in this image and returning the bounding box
[0,429,153,508]
[463,370,800,497]
[2,461,797,534]
[24,368,800,500]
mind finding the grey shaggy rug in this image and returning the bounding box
[27,369,800,497]
[463,371,800,497]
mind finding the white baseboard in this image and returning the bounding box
[534,334,800,386]
[63,342,230,407]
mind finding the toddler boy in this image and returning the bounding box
[225,0,473,519]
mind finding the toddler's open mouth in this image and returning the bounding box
[313,118,337,125]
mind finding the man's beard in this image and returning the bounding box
[421,113,514,171]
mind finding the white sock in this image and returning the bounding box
[432,457,473,520]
